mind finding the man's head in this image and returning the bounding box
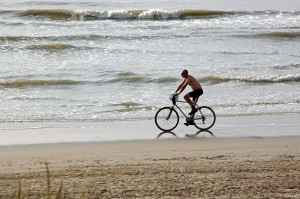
[181,69,189,78]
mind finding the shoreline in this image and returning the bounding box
[0,114,299,146]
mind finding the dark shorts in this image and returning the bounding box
[189,89,203,101]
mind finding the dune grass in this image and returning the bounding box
[15,162,63,199]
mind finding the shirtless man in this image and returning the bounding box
[174,69,203,116]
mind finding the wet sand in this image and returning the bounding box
[0,136,299,198]
[1,114,300,146]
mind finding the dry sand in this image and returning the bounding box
[0,136,299,198]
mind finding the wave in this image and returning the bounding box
[0,35,37,41]
[1,9,298,21]
[105,77,179,84]
[272,63,300,70]
[2,74,297,89]
[101,73,300,85]
[103,71,181,84]
[156,77,180,83]
[202,74,300,84]
[0,34,190,44]
[2,9,234,21]
[0,79,81,88]
[218,51,278,56]
[103,71,146,83]
[107,76,148,83]
[259,32,300,38]
[101,101,154,114]
[137,9,232,20]
[0,75,179,88]
[0,35,110,42]
[111,106,154,113]
[20,9,73,20]
[238,32,300,39]
[1,9,300,22]
[25,43,77,50]
[115,105,154,113]
[112,102,142,107]
[214,99,300,114]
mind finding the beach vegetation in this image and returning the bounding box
[15,162,63,199]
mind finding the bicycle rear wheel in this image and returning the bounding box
[155,107,179,131]
[193,106,216,130]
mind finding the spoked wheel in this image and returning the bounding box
[155,107,179,131]
[193,106,216,130]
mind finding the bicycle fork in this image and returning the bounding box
[166,106,175,120]
[196,108,206,124]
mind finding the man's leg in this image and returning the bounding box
[184,93,197,115]
[184,93,196,126]
[184,93,194,107]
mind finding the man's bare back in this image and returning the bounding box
[185,75,202,91]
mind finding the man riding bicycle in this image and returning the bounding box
[155,70,215,130]
[174,69,203,124]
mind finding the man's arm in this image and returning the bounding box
[175,80,188,95]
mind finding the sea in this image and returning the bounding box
[0,0,299,124]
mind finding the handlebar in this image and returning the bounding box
[172,96,177,105]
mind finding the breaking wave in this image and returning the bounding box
[106,76,148,83]
[3,9,234,21]
[259,32,300,38]
[103,72,180,84]
[1,74,299,89]
[0,34,190,45]
[0,35,105,42]
[112,101,142,107]
[202,74,300,84]
[0,79,81,88]
[1,9,298,21]
[25,43,77,50]
[272,63,300,70]
[238,32,300,39]
[97,73,300,85]
[218,99,300,108]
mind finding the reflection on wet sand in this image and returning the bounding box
[156,130,214,139]
[185,130,215,138]
[156,131,178,138]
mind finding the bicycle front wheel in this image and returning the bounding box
[193,106,216,130]
[155,107,179,131]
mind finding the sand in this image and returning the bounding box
[1,114,300,146]
[0,136,299,198]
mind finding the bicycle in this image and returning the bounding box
[155,95,216,131]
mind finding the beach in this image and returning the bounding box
[1,0,300,198]
[1,114,300,198]
[0,135,299,198]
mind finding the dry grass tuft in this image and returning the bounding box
[15,162,63,199]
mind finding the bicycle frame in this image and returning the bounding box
[171,100,200,120]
